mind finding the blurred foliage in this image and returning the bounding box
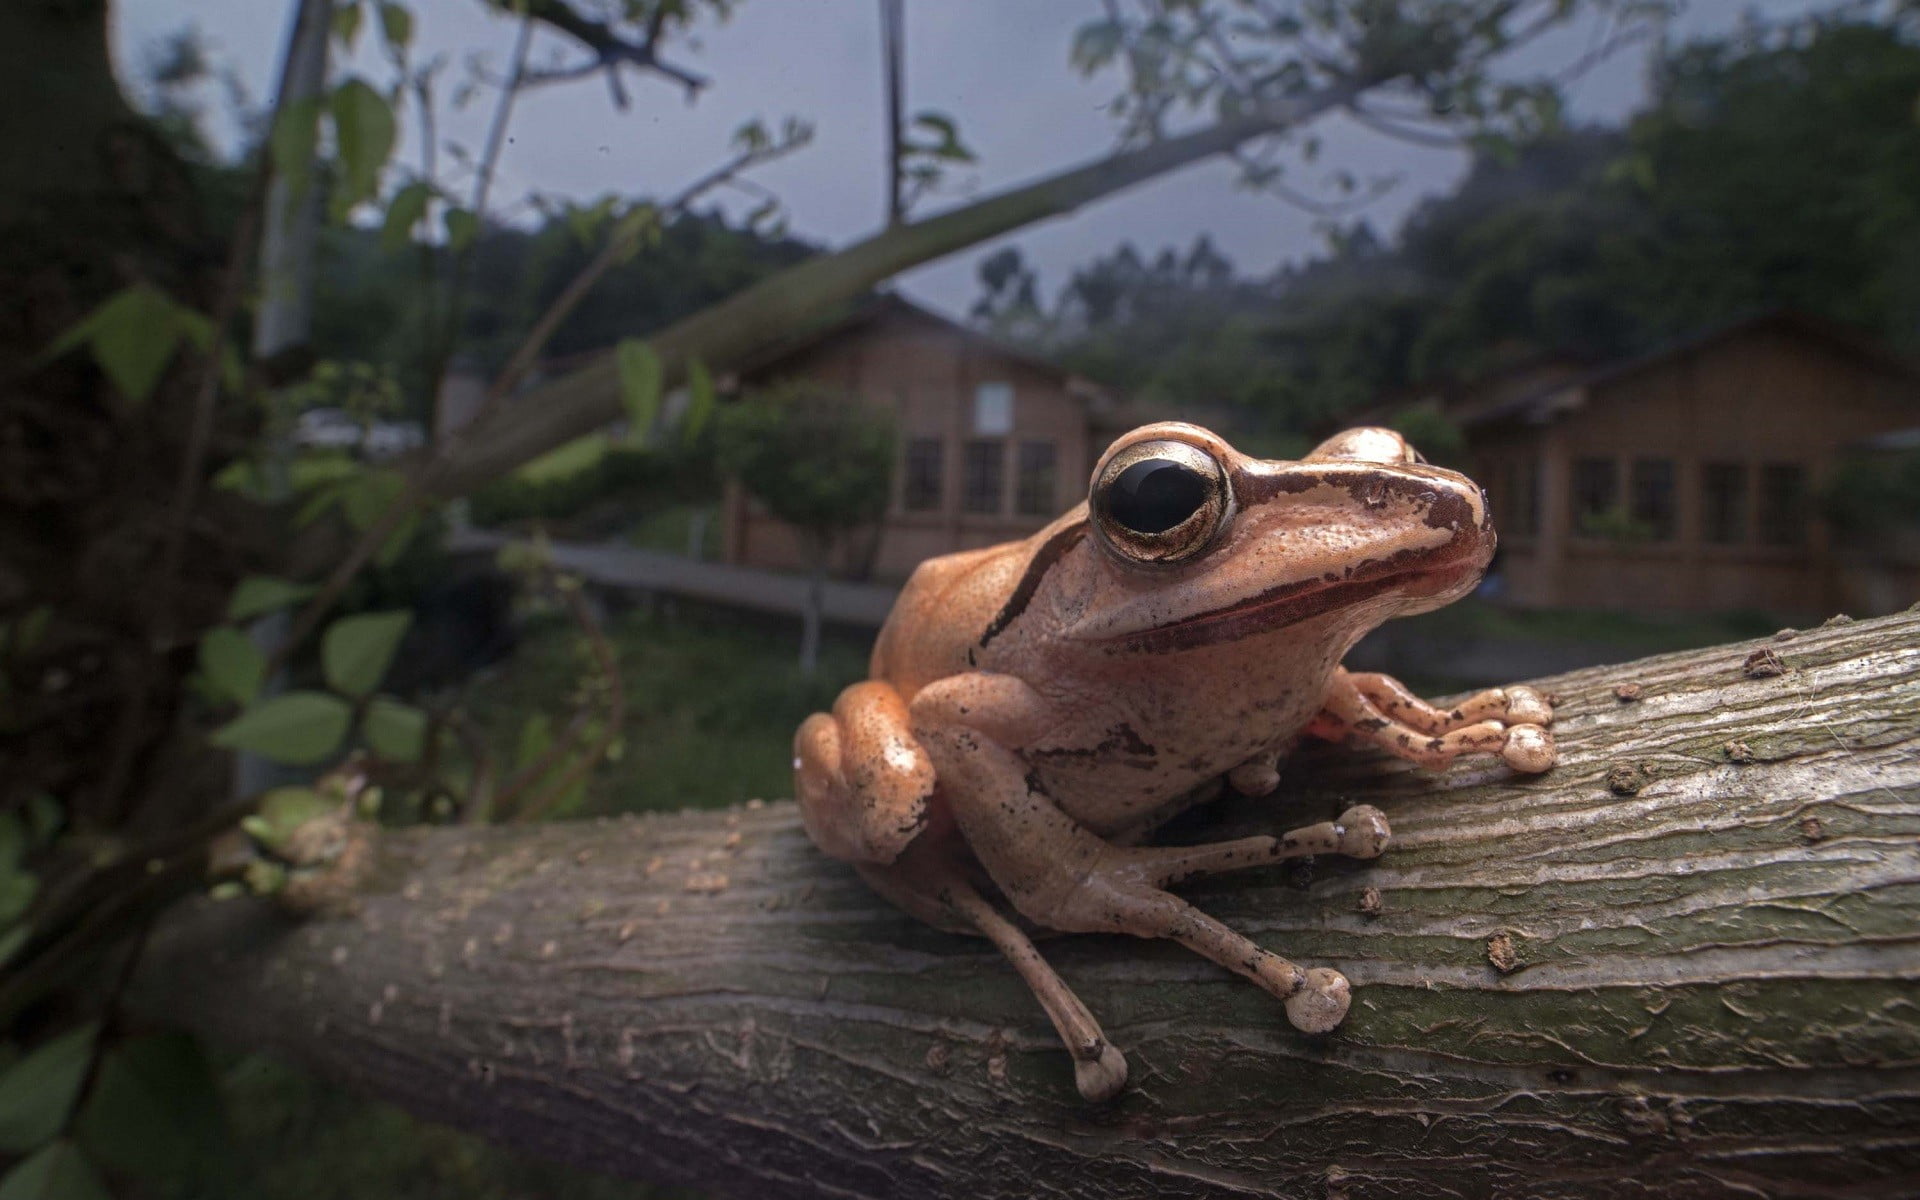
[1823,449,1920,539]
[978,13,1920,438]
[469,435,720,528]
[715,383,896,543]
[311,209,815,422]
[462,608,866,814]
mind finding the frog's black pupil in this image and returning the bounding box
[1107,458,1210,534]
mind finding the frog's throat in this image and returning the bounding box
[1091,559,1480,655]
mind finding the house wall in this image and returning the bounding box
[1472,325,1919,616]
[724,307,1093,581]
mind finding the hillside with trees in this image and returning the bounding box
[973,14,1920,439]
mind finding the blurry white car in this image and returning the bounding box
[293,407,361,450]
[363,421,427,459]
[292,409,427,459]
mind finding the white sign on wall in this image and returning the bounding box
[973,381,1013,435]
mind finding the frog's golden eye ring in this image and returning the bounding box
[1091,438,1232,564]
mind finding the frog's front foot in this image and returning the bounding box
[1311,668,1558,774]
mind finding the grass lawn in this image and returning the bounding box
[624,503,722,558]
[461,604,868,816]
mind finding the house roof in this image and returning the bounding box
[725,290,1108,397]
[1459,309,1920,430]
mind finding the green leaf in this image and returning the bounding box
[0,872,33,927]
[226,576,318,621]
[616,340,662,440]
[24,794,60,848]
[377,1,414,51]
[444,206,479,253]
[911,111,974,161]
[1070,18,1123,72]
[341,468,405,530]
[381,180,433,251]
[74,1034,225,1189]
[331,1,363,50]
[329,78,397,218]
[44,286,193,406]
[515,712,553,771]
[243,787,333,852]
[0,927,27,971]
[375,510,421,569]
[13,609,49,654]
[211,692,352,765]
[321,610,412,697]
[0,1142,111,1200]
[0,1026,99,1154]
[683,358,715,443]
[0,815,21,872]
[365,697,427,762]
[198,628,266,706]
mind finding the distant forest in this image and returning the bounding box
[970,12,1920,439]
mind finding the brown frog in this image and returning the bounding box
[794,422,1554,1101]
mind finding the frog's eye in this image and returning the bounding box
[1091,438,1232,564]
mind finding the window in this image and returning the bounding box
[1517,456,1542,537]
[1630,458,1676,541]
[973,382,1013,436]
[1571,458,1617,532]
[1495,458,1541,538]
[1015,440,1057,516]
[963,439,1004,514]
[1702,462,1747,544]
[1758,463,1808,546]
[902,437,943,512]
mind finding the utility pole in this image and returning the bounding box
[880,0,904,225]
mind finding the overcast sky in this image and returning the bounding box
[112,0,1829,318]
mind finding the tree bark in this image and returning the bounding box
[131,611,1920,1199]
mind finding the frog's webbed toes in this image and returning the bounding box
[1074,1043,1129,1103]
[1502,724,1555,773]
[1283,967,1351,1033]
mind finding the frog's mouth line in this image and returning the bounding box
[1103,559,1481,654]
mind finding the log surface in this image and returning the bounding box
[133,611,1920,1199]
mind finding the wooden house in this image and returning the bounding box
[1456,312,1920,616]
[718,293,1120,581]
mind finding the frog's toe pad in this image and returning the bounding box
[1503,724,1555,773]
[1505,686,1554,728]
[1335,805,1391,858]
[1074,1043,1129,1103]
[1284,967,1351,1033]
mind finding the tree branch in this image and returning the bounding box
[517,0,708,102]
[131,612,1920,1198]
[414,79,1367,500]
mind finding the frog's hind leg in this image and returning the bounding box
[1310,668,1555,773]
[1126,804,1390,888]
[912,674,1355,1044]
[858,843,1129,1103]
[794,681,938,864]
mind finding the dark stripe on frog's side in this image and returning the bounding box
[979,518,1087,648]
